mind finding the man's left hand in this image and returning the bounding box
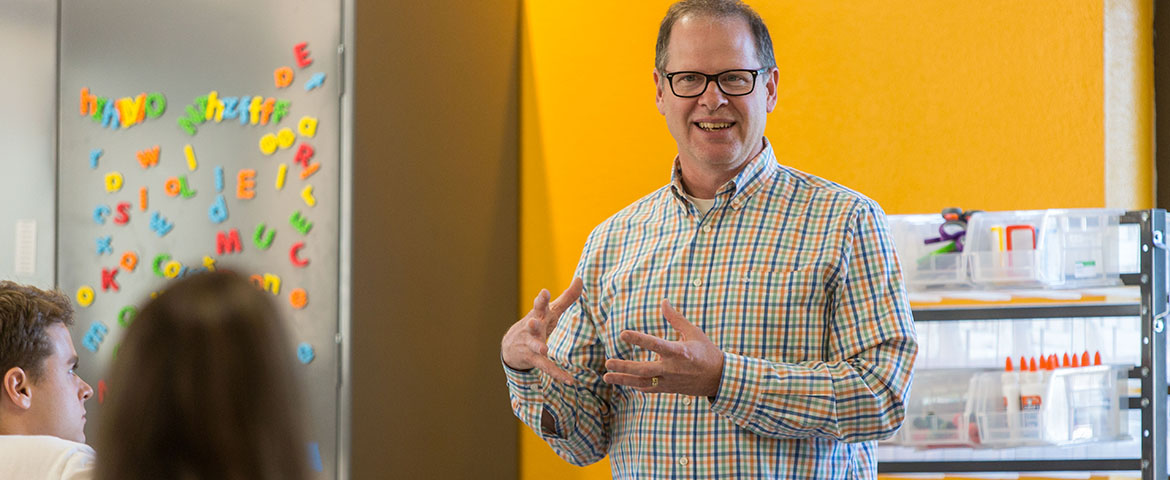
[602,299,725,397]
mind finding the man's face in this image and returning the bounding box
[26,324,92,442]
[654,15,778,176]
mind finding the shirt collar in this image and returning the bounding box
[669,138,778,210]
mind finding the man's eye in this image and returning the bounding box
[677,74,701,83]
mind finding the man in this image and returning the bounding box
[502,0,917,478]
[0,281,96,479]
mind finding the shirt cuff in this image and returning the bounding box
[708,351,766,424]
[502,356,542,390]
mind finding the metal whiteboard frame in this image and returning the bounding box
[338,0,354,477]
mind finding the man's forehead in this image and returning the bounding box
[664,14,757,70]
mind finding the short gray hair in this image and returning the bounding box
[655,0,776,73]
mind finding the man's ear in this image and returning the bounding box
[2,367,32,410]
[764,67,779,113]
[653,68,666,115]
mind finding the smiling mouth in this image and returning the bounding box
[696,122,733,131]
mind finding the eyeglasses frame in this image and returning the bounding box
[662,67,771,98]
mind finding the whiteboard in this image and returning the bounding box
[56,0,345,477]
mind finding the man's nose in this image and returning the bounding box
[698,79,728,110]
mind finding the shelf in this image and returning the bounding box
[878,459,1139,473]
[911,303,1141,321]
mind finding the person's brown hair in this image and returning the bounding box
[0,281,74,382]
[97,271,308,480]
[654,0,776,72]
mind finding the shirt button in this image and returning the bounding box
[679,457,690,466]
[682,396,692,406]
[701,225,712,233]
[692,279,702,287]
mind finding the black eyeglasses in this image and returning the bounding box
[663,68,769,98]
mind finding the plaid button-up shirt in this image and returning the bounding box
[506,141,917,479]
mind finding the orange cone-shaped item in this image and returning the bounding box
[1093,351,1102,366]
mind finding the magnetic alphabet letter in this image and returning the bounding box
[294,143,315,167]
[290,242,309,267]
[96,236,113,255]
[238,169,256,199]
[254,223,276,250]
[275,66,294,88]
[214,166,225,193]
[276,163,288,190]
[113,202,131,225]
[163,261,182,278]
[208,194,229,224]
[301,185,316,207]
[259,133,278,155]
[104,172,123,193]
[136,146,160,169]
[139,187,148,211]
[294,42,313,68]
[184,144,198,171]
[297,343,315,364]
[297,116,318,137]
[77,286,95,307]
[305,72,326,91]
[81,322,109,353]
[261,273,281,295]
[149,212,174,237]
[101,268,119,292]
[277,128,296,149]
[89,149,102,169]
[120,251,138,272]
[93,205,111,225]
[290,211,313,235]
[203,256,216,271]
[152,254,171,277]
[290,288,308,309]
[118,305,137,328]
[216,229,243,255]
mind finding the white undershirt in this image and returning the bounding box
[682,192,716,217]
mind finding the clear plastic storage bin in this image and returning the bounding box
[964,209,1127,288]
[971,365,1129,447]
[897,369,981,448]
[888,214,970,290]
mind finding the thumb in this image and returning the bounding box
[661,299,699,338]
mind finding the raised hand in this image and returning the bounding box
[501,277,584,385]
[602,299,724,397]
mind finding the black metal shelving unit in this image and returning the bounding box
[878,209,1169,479]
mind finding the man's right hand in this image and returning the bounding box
[501,277,583,385]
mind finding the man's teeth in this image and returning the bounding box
[698,122,732,131]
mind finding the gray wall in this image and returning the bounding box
[0,0,57,288]
[351,1,520,478]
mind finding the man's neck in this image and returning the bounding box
[677,139,766,199]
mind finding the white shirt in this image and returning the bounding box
[0,435,95,480]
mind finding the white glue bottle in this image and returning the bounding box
[1002,356,1021,438]
[1019,357,1044,432]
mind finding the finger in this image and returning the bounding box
[605,358,662,377]
[548,277,584,318]
[545,278,584,335]
[602,372,659,391]
[619,330,682,356]
[530,355,577,385]
[532,289,551,313]
[661,299,704,340]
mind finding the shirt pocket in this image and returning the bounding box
[721,266,827,362]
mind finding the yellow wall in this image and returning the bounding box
[520,1,1150,478]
